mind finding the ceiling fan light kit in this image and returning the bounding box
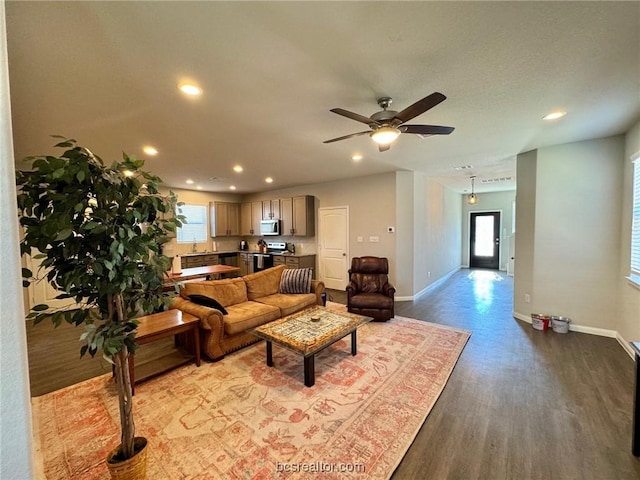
[371,126,401,145]
[324,92,455,151]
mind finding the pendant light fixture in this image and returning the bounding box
[467,176,478,205]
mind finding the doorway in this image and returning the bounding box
[318,206,349,289]
[469,211,500,269]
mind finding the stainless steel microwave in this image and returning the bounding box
[260,219,280,236]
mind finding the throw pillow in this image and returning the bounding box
[188,294,228,315]
[279,268,312,294]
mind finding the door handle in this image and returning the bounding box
[342,253,346,256]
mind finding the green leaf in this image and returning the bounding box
[76,170,85,182]
[22,268,32,278]
[54,228,73,241]
[32,304,49,312]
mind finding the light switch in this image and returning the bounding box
[356,236,363,243]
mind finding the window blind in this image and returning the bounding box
[176,204,208,243]
[631,158,640,275]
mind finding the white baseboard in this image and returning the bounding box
[514,311,633,358]
[396,266,461,302]
[616,332,635,359]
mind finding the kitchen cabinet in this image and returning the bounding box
[240,201,263,236]
[280,195,315,237]
[181,253,219,269]
[272,254,316,278]
[239,252,254,276]
[211,202,240,237]
[262,199,280,220]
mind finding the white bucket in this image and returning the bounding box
[551,316,571,334]
[531,313,550,331]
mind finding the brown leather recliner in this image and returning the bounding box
[346,256,395,321]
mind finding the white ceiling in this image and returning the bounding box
[6,1,640,195]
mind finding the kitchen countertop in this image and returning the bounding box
[181,251,316,258]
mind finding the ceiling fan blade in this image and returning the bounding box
[400,124,455,135]
[330,108,379,126]
[393,92,447,124]
[323,130,371,144]
[378,143,391,152]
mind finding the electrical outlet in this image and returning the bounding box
[356,236,363,243]
[524,293,531,303]
[369,236,379,242]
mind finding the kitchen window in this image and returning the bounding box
[176,204,208,244]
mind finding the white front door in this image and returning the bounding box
[318,206,349,290]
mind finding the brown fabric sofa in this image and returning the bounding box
[170,265,325,360]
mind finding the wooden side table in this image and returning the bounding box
[130,309,200,395]
[632,342,640,456]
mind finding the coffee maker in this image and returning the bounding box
[239,240,248,251]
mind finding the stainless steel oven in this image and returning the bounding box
[253,253,273,272]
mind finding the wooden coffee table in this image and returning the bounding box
[129,309,200,395]
[250,306,372,387]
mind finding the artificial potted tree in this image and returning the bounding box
[17,137,182,478]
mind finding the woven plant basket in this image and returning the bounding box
[106,437,148,480]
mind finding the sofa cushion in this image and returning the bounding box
[188,294,228,315]
[254,293,317,317]
[224,301,281,335]
[180,277,248,307]
[279,268,312,294]
[243,265,286,300]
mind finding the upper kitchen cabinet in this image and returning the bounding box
[262,199,280,220]
[280,195,315,237]
[240,201,263,236]
[211,201,240,237]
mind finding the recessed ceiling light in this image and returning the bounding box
[543,111,567,120]
[265,177,274,184]
[185,179,195,184]
[233,165,243,173]
[229,185,237,190]
[352,153,363,161]
[178,83,202,96]
[143,145,158,156]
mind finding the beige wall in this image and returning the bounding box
[0,1,34,475]
[243,172,399,288]
[513,150,538,318]
[514,136,626,331]
[620,121,640,342]
[411,173,462,297]
[461,190,516,270]
[240,171,462,298]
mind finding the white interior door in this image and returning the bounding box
[25,255,77,313]
[318,206,348,290]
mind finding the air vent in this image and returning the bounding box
[480,176,513,184]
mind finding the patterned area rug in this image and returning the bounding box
[32,307,470,479]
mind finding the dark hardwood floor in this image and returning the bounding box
[26,269,640,479]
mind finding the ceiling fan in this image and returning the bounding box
[323,92,454,152]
